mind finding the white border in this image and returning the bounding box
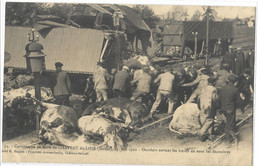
[1,0,259,166]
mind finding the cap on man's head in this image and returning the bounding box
[222,63,230,70]
[228,74,238,83]
[122,66,129,71]
[208,77,216,84]
[55,62,63,67]
[142,67,150,72]
[164,68,171,73]
[237,47,242,51]
[228,45,233,48]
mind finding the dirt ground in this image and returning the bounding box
[2,57,253,165]
[128,106,253,150]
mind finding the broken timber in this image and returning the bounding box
[207,113,253,149]
[137,115,173,133]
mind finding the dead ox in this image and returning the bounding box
[78,97,149,150]
[78,115,129,150]
[39,104,80,145]
[169,85,219,137]
[39,97,148,150]
[169,103,201,136]
[82,97,149,127]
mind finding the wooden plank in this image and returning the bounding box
[207,113,253,149]
[137,115,173,133]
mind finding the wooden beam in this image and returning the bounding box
[137,115,173,133]
[207,113,253,149]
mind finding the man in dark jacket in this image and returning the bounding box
[53,62,71,106]
[233,47,245,76]
[221,45,234,71]
[219,74,242,146]
[113,66,131,97]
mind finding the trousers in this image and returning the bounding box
[150,90,175,114]
[96,89,108,102]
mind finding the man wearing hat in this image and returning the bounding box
[93,62,112,102]
[149,68,176,117]
[113,66,131,97]
[130,67,152,102]
[219,74,242,146]
[53,62,71,106]
[233,47,245,75]
[221,45,234,71]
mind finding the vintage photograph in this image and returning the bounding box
[1,1,256,166]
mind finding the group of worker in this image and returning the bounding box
[221,45,254,76]
[51,45,254,145]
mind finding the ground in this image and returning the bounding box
[2,57,253,165]
[2,104,253,155]
[2,105,253,166]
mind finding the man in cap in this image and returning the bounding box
[84,76,96,103]
[221,45,234,71]
[130,67,152,102]
[233,47,245,75]
[149,68,176,117]
[247,49,254,77]
[219,74,242,146]
[53,62,71,106]
[113,66,131,97]
[93,62,112,102]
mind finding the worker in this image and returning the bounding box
[84,76,96,103]
[93,62,112,102]
[215,63,233,92]
[149,68,176,117]
[108,68,117,98]
[198,77,218,142]
[221,45,234,70]
[247,49,254,77]
[181,68,210,103]
[53,62,71,106]
[219,74,242,147]
[130,67,152,103]
[113,66,131,97]
[233,47,245,76]
[214,38,222,57]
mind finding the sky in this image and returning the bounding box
[126,5,255,20]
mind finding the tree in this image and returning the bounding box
[202,6,219,21]
[132,5,160,28]
[168,6,188,21]
[5,2,74,26]
[6,2,41,26]
[191,10,202,21]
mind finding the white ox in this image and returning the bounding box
[169,85,219,136]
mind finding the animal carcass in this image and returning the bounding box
[169,85,219,137]
[169,103,201,136]
[39,104,80,145]
[82,97,149,127]
[4,86,54,108]
[78,115,130,150]
[3,86,54,140]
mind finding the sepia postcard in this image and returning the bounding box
[1,0,257,165]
